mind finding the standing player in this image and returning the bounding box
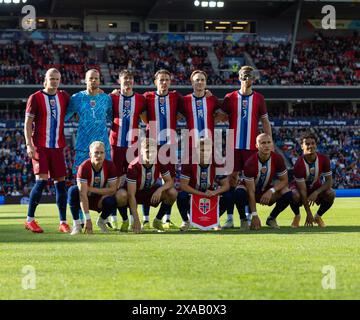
[290,133,335,228]
[126,138,178,232]
[221,66,272,229]
[65,69,112,226]
[178,137,231,231]
[68,141,130,234]
[234,134,292,230]
[143,69,183,228]
[109,69,146,231]
[65,69,112,171]
[24,68,70,233]
[182,70,226,153]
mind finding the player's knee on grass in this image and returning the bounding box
[115,188,127,207]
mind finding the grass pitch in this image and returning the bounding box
[0,198,359,300]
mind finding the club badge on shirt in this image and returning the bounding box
[90,100,96,108]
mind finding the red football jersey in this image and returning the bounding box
[144,91,183,146]
[126,157,171,191]
[293,153,331,189]
[221,90,268,150]
[109,93,145,147]
[76,159,118,188]
[243,152,287,192]
[182,94,219,144]
[25,90,69,148]
[180,163,226,191]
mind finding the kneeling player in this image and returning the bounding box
[290,133,335,228]
[235,133,292,230]
[68,141,129,234]
[177,137,231,231]
[126,138,177,232]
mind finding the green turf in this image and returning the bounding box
[0,198,359,300]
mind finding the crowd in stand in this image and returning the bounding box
[105,41,216,85]
[0,41,100,85]
[1,34,359,86]
[214,33,360,86]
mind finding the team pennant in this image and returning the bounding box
[190,194,219,230]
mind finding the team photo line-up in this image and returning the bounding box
[23,65,335,235]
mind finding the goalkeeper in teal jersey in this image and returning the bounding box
[65,69,113,227]
[65,69,112,173]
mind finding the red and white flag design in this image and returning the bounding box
[190,194,219,230]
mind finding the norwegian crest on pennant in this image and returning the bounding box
[199,198,210,215]
[190,194,219,230]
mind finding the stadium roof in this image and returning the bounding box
[0,0,359,19]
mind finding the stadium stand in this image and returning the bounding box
[1,34,359,86]
[0,41,100,85]
[105,41,215,85]
[214,34,360,86]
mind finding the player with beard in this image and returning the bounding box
[65,69,113,227]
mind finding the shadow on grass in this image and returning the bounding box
[0,224,360,243]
